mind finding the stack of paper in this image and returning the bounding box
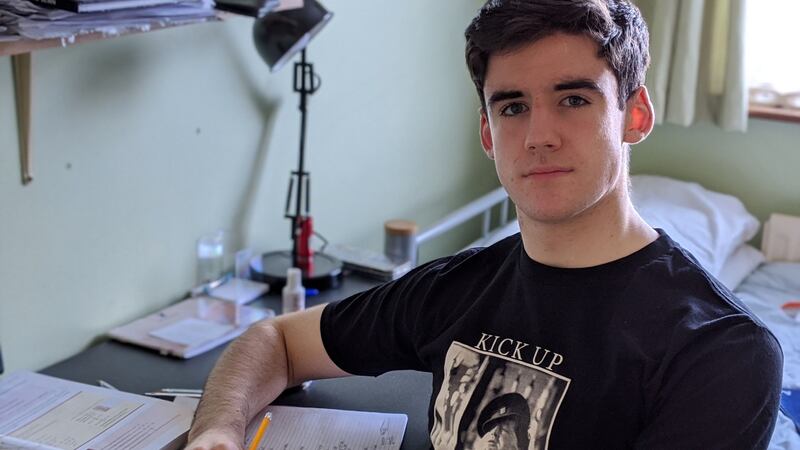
[0,0,216,42]
[0,371,193,450]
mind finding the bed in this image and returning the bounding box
[413,174,800,449]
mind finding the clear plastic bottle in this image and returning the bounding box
[282,268,305,314]
[196,230,225,284]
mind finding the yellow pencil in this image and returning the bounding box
[247,411,272,450]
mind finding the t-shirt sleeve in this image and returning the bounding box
[634,322,783,449]
[320,254,467,377]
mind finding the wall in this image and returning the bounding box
[631,119,800,229]
[0,1,496,372]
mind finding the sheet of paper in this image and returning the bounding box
[0,372,191,450]
[245,405,407,450]
[149,318,235,347]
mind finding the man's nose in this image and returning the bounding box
[524,107,561,151]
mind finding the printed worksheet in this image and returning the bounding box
[245,405,407,450]
[0,372,192,450]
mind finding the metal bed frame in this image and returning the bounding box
[413,186,514,263]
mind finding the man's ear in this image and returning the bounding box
[480,109,495,160]
[623,86,655,145]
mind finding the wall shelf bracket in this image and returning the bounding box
[12,52,32,185]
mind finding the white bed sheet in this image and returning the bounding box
[735,262,800,449]
[736,262,800,389]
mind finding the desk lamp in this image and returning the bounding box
[248,1,343,290]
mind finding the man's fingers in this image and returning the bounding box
[185,429,242,450]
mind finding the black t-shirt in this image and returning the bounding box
[321,230,783,449]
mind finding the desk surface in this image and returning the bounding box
[40,273,433,449]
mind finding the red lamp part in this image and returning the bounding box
[297,216,314,274]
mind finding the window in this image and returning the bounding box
[747,0,800,121]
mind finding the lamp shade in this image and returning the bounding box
[253,1,333,72]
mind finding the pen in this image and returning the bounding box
[247,411,272,450]
[144,392,203,398]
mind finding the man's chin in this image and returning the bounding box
[518,207,580,225]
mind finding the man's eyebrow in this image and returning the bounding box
[554,79,603,93]
[487,90,524,106]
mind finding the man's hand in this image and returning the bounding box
[185,428,242,450]
[186,306,350,450]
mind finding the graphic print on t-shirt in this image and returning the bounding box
[430,341,570,450]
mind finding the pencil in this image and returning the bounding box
[247,411,272,450]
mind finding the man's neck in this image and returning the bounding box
[518,186,658,269]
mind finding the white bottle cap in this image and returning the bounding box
[286,267,303,289]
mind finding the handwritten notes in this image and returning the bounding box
[246,406,407,450]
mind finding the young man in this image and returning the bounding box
[188,1,782,448]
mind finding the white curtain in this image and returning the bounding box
[636,0,748,131]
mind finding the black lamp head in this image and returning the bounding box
[253,1,333,72]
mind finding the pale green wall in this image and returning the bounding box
[631,119,800,229]
[0,1,496,372]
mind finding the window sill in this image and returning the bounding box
[749,104,800,124]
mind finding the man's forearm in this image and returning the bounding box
[188,320,290,446]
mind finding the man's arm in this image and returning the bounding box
[634,323,782,449]
[185,304,350,450]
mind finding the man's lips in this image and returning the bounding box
[523,167,574,177]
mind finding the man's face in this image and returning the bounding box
[474,420,521,449]
[480,33,644,226]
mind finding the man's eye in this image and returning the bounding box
[499,103,528,116]
[560,96,589,107]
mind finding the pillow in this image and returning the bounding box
[717,244,765,290]
[631,175,760,276]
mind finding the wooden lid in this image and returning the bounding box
[384,219,418,236]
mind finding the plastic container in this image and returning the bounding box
[384,219,419,264]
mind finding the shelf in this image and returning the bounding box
[0,17,219,57]
[749,104,800,124]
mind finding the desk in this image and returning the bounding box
[40,273,433,449]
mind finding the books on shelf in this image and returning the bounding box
[0,0,216,42]
[29,0,185,14]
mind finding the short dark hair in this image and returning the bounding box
[465,0,650,110]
